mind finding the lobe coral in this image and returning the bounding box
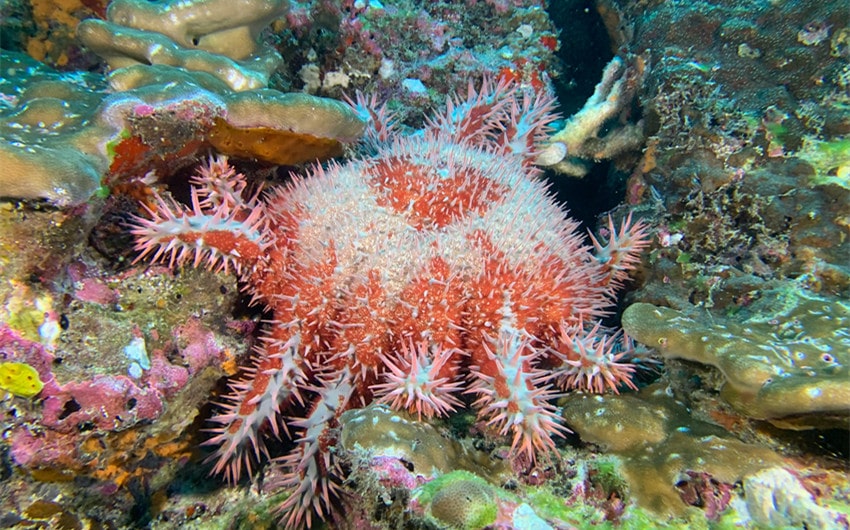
[131,80,648,527]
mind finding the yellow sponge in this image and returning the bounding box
[0,362,45,398]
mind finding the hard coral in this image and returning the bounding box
[0,52,108,205]
[537,56,645,177]
[339,404,507,482]
[0,0,363,206]
[131,80,648,527]
[622,285,850,429]
[425,472,498,530]
[560,384,785,518]
[76,0,363,170]
[77,0,289,90]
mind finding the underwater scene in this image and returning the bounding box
[0,0,848,528]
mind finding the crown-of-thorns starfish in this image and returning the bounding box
[132,78,648,527]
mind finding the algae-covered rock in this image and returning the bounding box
[421,471,498,530]
[744,467,846,530]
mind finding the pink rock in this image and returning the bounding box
[0,324,55,381]
[145,353,189,398]
[133,104,155,117]
[174,317,226,374]
[42,375,164,433]
[8,428,72,468]
[368,456,428,490]
[74,277,119,305]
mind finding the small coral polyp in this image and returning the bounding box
[131,81,648,527]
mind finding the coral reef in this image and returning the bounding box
[560,384,783,517]
[130,79,647,525]
[273,0,560,126]
[336,405,643,529]
[560,384,848,528]
[339,404,508,483]
[2,0,849,528]
[0,52,109,205]
[415,471,499,530]
[0,0,364,207]
[4,0,564,132]
[338,405,508,529]
[0,178,252,526]
[616,0,850,295]
[744,467,848,530]
[14,0,106,68]
[0,265,245,460]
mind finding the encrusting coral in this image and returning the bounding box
[130,79,648,526]
[339,404,507,482]
[622,284,850,429]
[561,384,848,528]
[560,384,784,518]
[0,52,109,205]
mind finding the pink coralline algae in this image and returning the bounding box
[0,313,227,469]
[41,375,164,432]
[0,324,163,466]
[131,80,648,527]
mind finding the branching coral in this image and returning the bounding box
[536,56,645,177]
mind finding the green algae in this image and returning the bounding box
[799,137,850,190]
[525,486,607,527]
